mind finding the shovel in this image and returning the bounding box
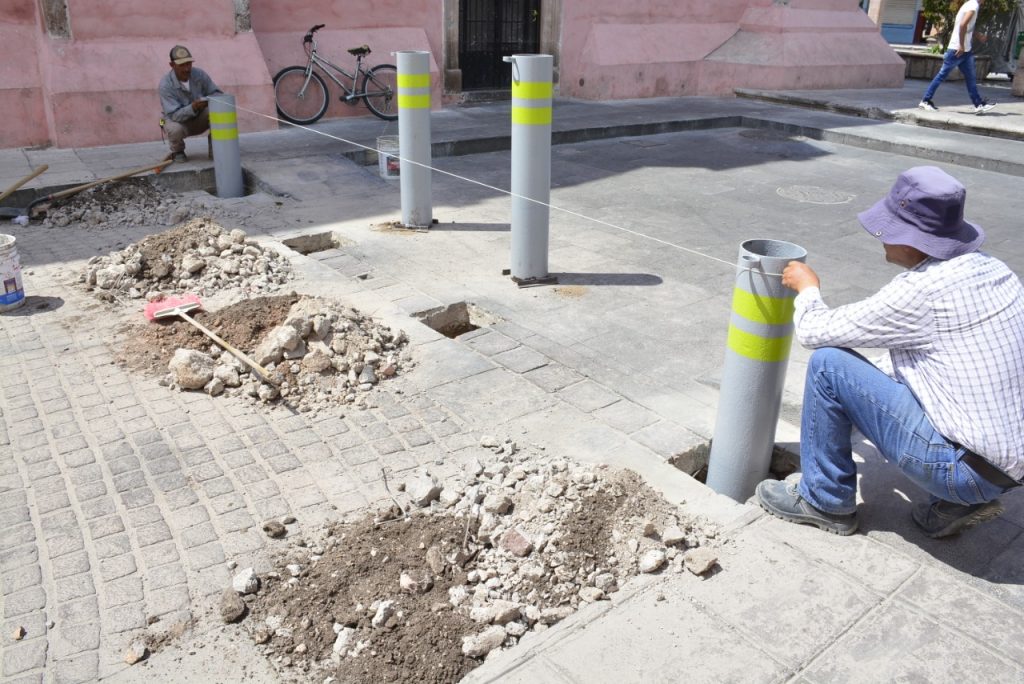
[0,160,173,220]
[0,165,48,205]
[144,294,278,386]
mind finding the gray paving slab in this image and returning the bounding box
[3,90,1024,682]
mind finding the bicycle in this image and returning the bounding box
[273,24,398,124]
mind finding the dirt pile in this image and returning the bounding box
[121,294,411,413]
[80,217,292,300]
[223,441,721,683]
[42,178,177,229]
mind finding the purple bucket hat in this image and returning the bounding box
[857,166,984,260]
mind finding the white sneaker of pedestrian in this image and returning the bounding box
[974,101,996,115]
[918,100,938,111]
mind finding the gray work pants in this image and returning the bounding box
[163,109,210,154]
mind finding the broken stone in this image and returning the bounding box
[461,625,507,658]
[332,626,355,655]
[399,572,433,595]
[499,528,534,558]
[168,349,216,390]
[407,475,441,507]
[262,521,287,538]
[482,493,512,515]
[371,601,396,628]
[123,639,148,665]
[683,547,718,576]
[425,546,446,575]
[12,626,26,641]
[579,586,606,602]
[662,526,686,547]
[302,350,333,373]
[539,606,574,625]
[639,549,667,574]
[232,567,260,595]
[220,589,246,623]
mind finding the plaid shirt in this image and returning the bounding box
[794,251,1024,481]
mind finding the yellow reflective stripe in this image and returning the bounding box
[209,112,237,125]
[398,73,430,88]
[512,107,552,125]
[732,287,795,326]
[512,81,552,99]
[210,128,238,141]
[398,94,431,109]
[727,325,792,363]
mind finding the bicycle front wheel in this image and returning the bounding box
[362,64,399,121]
[273,66,329,125]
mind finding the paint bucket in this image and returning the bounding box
[0,233,25,312]
[377,135,400,179]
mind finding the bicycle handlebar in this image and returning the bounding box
[304,24,326,43]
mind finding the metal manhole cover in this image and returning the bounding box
[776,185,856,205]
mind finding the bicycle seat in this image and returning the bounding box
[347,45,371,56]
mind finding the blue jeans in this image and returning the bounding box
[922,49,983,106]
[797,348,1009,515]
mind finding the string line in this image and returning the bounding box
[207,96,787,278]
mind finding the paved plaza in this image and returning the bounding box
[2,80,1024,682]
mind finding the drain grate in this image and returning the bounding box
[413,302,501,339]
[282,231,352,255]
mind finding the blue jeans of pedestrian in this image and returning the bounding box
[797,347,1008,515]
[922,49,983,106]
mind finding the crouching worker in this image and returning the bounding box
[756,166,1024,538]
[159,45,223,162]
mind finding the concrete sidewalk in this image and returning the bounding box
[2,88,1024,683]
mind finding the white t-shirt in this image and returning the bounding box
[947,0,979,52]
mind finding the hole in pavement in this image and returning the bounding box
[413,302,501,339]
[282,231,352,255]
[669,442,799,484]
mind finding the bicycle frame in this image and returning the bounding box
[302,41,369,103]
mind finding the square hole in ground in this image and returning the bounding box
[670,441,798,483]
[413,302,502,339]
[282,231,353,255]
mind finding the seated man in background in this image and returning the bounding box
[159,45,222,162]
[756,166,1024,538]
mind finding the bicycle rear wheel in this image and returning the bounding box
[273,66,329,125]
[362,64,398,121]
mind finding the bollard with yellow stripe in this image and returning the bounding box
[505,54,554,285]
[208,94,244,198]
[706,239,807,502]
[395,50,433,228]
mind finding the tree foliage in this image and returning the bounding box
[920,0,1015,47]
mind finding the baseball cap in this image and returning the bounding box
[170,45,194,65]
[857,166,984,260]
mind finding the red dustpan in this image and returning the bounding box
[145,295,277,385]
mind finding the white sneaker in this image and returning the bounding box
[974,101,996,115]
[918,100,938,111]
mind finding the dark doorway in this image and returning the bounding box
[459,0,541,91]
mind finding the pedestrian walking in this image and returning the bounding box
[919,0,997,114]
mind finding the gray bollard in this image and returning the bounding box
[705,239,807,502]
[396,50,432,228]
[209,94,244,198]
[504,54,554,285]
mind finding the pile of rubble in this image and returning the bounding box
[164,296,410,413]
[81,217,292,300]
[216,439,721,683]
[41,177,271,230]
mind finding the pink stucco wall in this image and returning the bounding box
[561,0,904,98]
[0,5,48,148]
[3,0,903,149]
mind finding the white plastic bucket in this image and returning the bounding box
[377,135,400,180]
[0,234,25,312]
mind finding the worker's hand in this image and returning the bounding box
[956,48,965,57]
[781,261,820,293]
[191,99,209,113]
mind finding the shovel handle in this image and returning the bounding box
[0,165,48,204]
[178,311,279,386]
[45,161,172,202]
